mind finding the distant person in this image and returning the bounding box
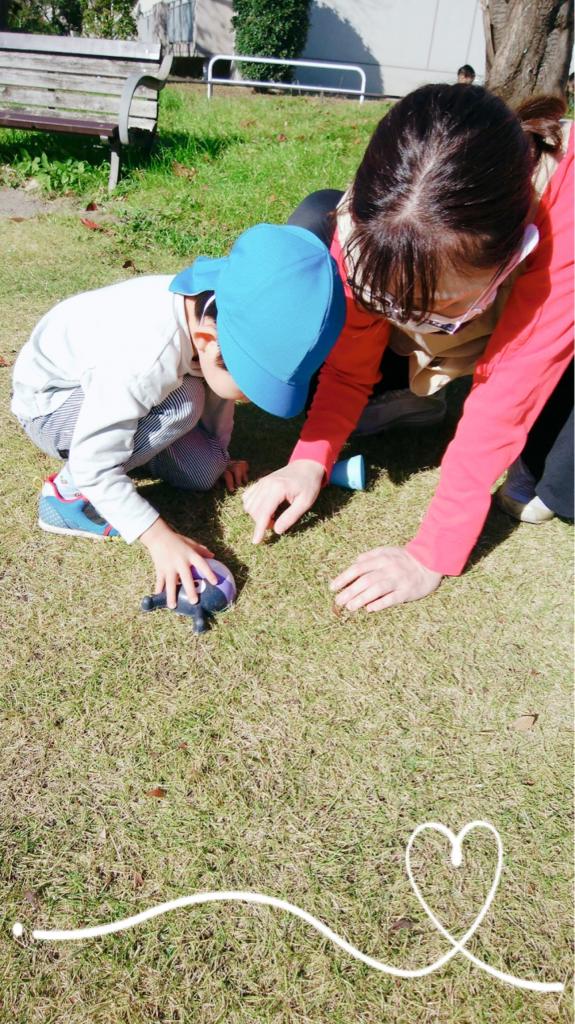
[457,64,476,85]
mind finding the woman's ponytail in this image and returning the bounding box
[515,95,567,162]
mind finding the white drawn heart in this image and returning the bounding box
[405,820,503,977]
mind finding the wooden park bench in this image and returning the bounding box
[0,32,173,190]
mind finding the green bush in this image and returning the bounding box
[6,0,136,38]
[6,0,82,34]
[232,0,312,83]
[80,0,136,39]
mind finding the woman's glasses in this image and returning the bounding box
[353,224,540,335]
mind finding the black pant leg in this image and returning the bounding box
[288,191,344,410]
[287,189,344,246]
[534,408,574,518]
[522,359,574,518]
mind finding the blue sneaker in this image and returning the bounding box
[38,475,120,539]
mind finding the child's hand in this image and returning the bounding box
[222,459,249,493]
[140,517,217,609]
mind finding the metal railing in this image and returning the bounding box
[206,54,366,103]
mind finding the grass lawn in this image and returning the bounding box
[0,87,573,1024]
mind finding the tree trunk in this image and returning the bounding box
[481,0,573,105]
[0,0,9,31]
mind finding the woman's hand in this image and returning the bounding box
[140,517,216,608]
[222,459,249,493]
[330,545,442,612]
[242,460,325,543]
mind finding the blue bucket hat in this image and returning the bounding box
[169,223,346,418]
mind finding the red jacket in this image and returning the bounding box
[290,132,574,575]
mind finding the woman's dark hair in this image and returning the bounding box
[191,290,228,368]
[346,84,566,321]
[193,290,218,321]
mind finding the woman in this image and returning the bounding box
[242,84,573,611]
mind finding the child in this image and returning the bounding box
[12,223,345,608]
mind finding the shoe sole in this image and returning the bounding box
[38,519,117,540]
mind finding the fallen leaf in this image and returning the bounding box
[96,867,117,890]
[241,119,256,128]
[267,193,277,203]
[9,216,25,223]
[97,827,107,843]
[390,917,417,932]
[177,741,189,751]
[277,133,288,142]
[85,201,98,211]
[512,713,539,732]
[0,355,12,367]
[23,890,40,907]
[172,161,196,179]
[133,871,144,888]
[122,259,137,271]
[146,786,167,798]
[80,218,104,231]
[522,779,536,786]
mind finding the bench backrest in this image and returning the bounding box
[0,33,164,131]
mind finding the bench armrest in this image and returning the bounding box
[118,52,173,145]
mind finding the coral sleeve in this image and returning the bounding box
[407,133,574,575]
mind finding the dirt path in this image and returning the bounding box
[0,185,77,219]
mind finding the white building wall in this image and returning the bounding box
[136,0,234,56]
[300,0,485,96]
[135,0,486,96]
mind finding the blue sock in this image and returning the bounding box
[504,457,537,504]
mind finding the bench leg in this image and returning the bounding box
[108,139,121,192]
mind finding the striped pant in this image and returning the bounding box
[21,376,229,491]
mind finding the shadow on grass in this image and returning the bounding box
[0,127,246,185]
[231,381,523,564]
[466,501,520,569]
[153,129,246,165]
[144,379,523,569]
[355,378,523,565]
[230,403,357,539]
[355,378,471,488]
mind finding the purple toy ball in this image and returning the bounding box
[191,558,236,613]
[141,558,236,630]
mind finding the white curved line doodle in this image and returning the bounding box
[12,820,563,994]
